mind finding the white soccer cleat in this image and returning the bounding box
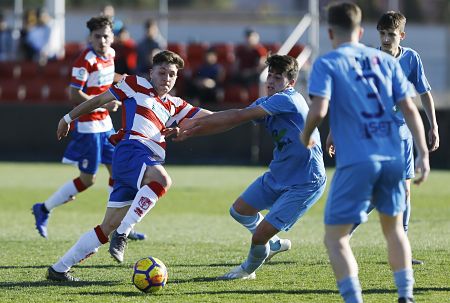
[265,238,292,262]
[217,265,256,280]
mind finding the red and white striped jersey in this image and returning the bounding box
[109,75,200,160]
[70,47,116,133]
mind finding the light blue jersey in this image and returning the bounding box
[309,42,413,168]
[394,46,431,139]
[251,87,326,185]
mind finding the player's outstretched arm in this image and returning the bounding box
[419,91,439,151]
[399,97,430,185]
[57,90,116,140]
[301,96,329,148]
[174,106,267,141]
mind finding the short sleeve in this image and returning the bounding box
[308,58,333,99]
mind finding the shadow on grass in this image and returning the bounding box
[169,260,297,268]
[0,280,120,288]
[0,264,130,269]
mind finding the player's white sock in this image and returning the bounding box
[52,225,109,273]
[108,177,114,195]
[116,182,166,236]
[44,178,87,211]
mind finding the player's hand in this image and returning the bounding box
[300,132,315,149]
[325,134,335,158]
[428,126,439,152]
[161,127,180,139]
[173,119,199,142]
[104,100,121,112]
[57,118,70,140]
[413,154,430,185]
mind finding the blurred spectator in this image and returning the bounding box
[187,47,225,105]
[233,28,268,86]
[136,19,165,77]
[0,11,15,61]
[25,8,62,64]
[19,8,37,60]
[111,27,137,75]
[100,4,123,36]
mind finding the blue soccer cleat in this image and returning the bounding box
[32,203,50,238]
[127,229,147,241]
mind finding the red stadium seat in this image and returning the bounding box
[0,79,25,102]
[186,42,209,71]
[23,79,47,103]
[211,43,235,66]
[44,61,71,79]
[46,80,70,103]
[224,84,247,104]
[0,62,20,79]
[263,42,281,55]
[64,42,85,61]
[19,62,39,79]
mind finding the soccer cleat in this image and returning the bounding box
[46,266,79,282]
[265,238,292,262]
[127,230,147,241]
[398,297,415,303]
[32,203,50,238]
[109,230,128,263]
[412,258,424,265]
[217,265,256,280]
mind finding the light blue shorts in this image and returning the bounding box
[324,160,405,225]
[108,140,163,208]
[241,171,326,231]
[63,129,115,174]
[403,137,415,179]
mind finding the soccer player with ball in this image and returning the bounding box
[301,3,429,302]
[47,50,212,281]
[174,54,327,280]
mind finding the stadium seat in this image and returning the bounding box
[44,61,71,79]
[23,79,47,103]
[187,42,209,71]
[263,42,281,55]
[64,42,84,61]
[223,84,247,104]
[248,83,261,101]
[19,62,39,79]
[0,79,25,102]
[46,80,70,102]
[0,62,20,79]
[211,43,235,66]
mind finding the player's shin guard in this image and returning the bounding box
[403,197,411,234]
[337,276,363,303]
[394,268,414,299]
[116,182,166,236]
[229,206,280,250]
[52,225,108,273]
[44,178,88,211]
[241,243,270,274]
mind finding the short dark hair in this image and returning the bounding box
[152,50,185,69]
[86,16,113,33]
[327,2,362,31]
[266,54,299,82]
[377,11,406,32]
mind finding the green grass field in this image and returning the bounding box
[0,162,449,303]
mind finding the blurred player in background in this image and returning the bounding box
[46,50,212,281]
[32,16,146,241]
[173,54,326,280]
[346,10,440,265]
[301,3,429,303]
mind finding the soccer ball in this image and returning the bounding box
[132,256,168,293]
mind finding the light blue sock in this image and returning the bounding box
[403,197,411,234]
[241,243,270,274]
[229,206,280,250]
[337,276,363,303]
[394,268,414,299]
[229,206,263,234]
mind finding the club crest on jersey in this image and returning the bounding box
[75,68,87,81]
[138,197,153,210]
